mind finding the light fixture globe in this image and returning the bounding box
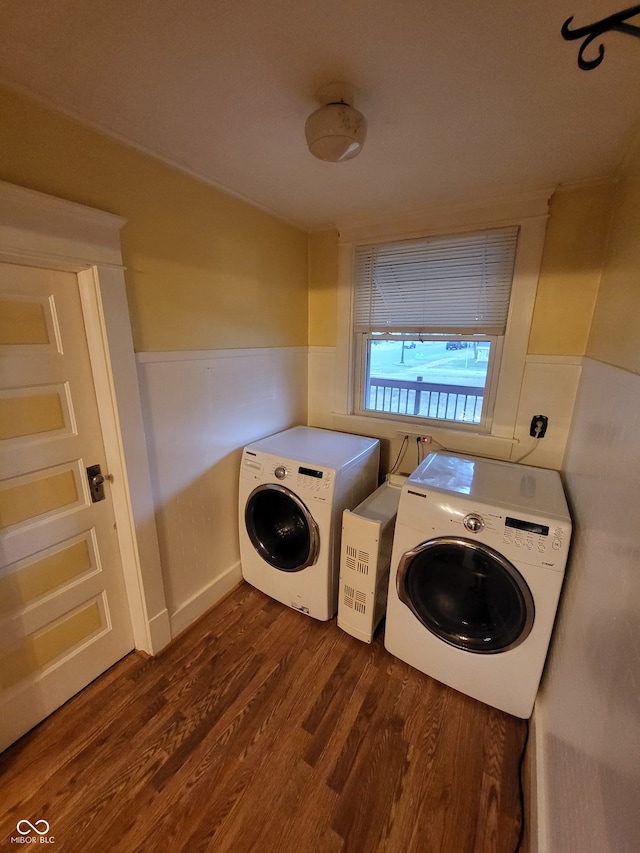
[305,99,367,162]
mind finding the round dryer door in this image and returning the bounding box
[396,537,535,653]
[245,484,320,572]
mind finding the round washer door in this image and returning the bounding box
[396,537,535,653]
[245,483,320,572]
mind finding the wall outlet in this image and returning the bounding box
[530,415,548,438]
[396,430,431,441]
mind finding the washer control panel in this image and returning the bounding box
[296,465,333,494]
[264,461,333,496]
[240,450,335,500]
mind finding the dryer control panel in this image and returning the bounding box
[502,516,568,558]
[432,499,570,571]
[454,506,569,569]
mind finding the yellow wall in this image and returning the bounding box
[528,183,615,355]
[587,135,640,374]
[0,86,308,352]
[308,228,339,347]
[2,85,628,364]
[306,186,616,356]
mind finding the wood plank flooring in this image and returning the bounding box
[0,583,526,852]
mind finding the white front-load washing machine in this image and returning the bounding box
[239,426,379,620]
[384,451,571,718]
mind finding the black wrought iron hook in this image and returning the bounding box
[562,4,640,70]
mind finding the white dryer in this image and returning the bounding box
[384,451,571,718]
[239,426,379,620]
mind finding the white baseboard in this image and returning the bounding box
[169,562,243,639]
[527,707,547,853]
[145,608,172,654]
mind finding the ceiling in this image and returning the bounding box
[1,0,639,230]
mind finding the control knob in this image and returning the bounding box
[274,465,287,480]
[463,512,485,533]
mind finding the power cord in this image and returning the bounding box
[389,433,448,476]
[514,718,530,853]
[389,435,409,474]
[514,441,538,464]
[417,435,447,463]
[514,419,545,464]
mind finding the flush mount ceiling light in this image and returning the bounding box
[305,83,367,162]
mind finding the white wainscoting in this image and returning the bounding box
[137,347,307,637]
[308,346,336,429]
[309,347,580,471]
[531,358,640,853]
[510,355,582,469]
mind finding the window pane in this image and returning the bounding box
[364,338,491,424]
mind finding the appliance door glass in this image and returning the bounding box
[245,484,319,572]
[397,537,534,653]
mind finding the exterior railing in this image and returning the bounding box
[367,377,484,423]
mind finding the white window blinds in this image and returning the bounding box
[353,226,519,335]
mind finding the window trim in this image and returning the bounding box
[334,197,550,446]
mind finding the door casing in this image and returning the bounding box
[0,180,170,654]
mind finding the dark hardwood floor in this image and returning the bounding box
[0,583,526,852]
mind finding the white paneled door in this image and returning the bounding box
[0,262,134,751]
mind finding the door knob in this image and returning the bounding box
[86,464,112,503]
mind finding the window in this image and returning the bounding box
[352,227,519,432]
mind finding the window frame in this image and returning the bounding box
[354,331,503,433]
[333,198,550,447]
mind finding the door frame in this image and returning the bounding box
[0,180,170,654]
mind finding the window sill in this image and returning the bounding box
[326,411,519,463]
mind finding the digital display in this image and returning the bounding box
[299,466,323,479]
[506,516,549,536]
